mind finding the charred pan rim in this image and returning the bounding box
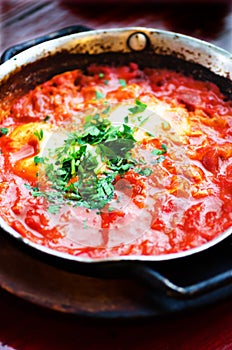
[1,27,232,101]
[0,27,232,268]
[1,50,232,102]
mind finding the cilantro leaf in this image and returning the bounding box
[48,205,61,214]
[95,91,105,100]
[34,156,44,165]
[34,129,44,141]
[119,79,127,87]
[134,167,153,176]
[34,110,165,211]
[0,128,9,136]
[44,115,50,122]
[151,143,167,156]
[128,99,147,115]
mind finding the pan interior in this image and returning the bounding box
[0,28,232,264]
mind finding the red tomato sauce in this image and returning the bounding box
[0,62,231,259]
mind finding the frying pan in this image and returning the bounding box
[1,26,232,300]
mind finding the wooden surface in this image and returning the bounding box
[1,1,232,349]
[1,0,232,53]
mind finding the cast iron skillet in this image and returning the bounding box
[1,26,232,301]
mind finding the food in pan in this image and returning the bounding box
[0,62,231,259]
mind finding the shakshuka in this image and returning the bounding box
[0,62,231,259]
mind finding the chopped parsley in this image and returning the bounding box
[0,127,9,136]
[24,183,43,197]
[102,106,110,115]
[124,116,129,124]
[137,115,150,127]
[156,155,165,163]
[27,111,167,212]
[134,167,153,176]
[43,114,138,209]
[48,204,61,214]
[128,99,147,115]
[119,79,127,87]
[34,129,44,141]
[95,91,105,100]
[151,144,167,164]
[34,156,45,165]
[151,144,167,156]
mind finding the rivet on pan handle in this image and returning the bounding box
[0,25,92,64]
[130,263,232,299]
[127,32,150,51]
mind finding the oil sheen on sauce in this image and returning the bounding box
[0,62,231,259]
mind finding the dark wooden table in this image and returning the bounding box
[1,1,232,349]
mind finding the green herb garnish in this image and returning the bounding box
[134,167,153,176]
[102,106,110,115]
[0,127,9,136]
[95,91,105,100]
[28,111,167,212]
[24,183,44,197]
[119,79,127,87]
[43,115,138,209]
[34,156,44,165]
[48,204,61,214]
[151,144,167,156]
[128,99,147,115]
[156,155,165,164]
[34,129,44,141]
[124,116,129,124]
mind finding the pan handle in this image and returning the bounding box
[0,25,92,64]
[129,263,232,298]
